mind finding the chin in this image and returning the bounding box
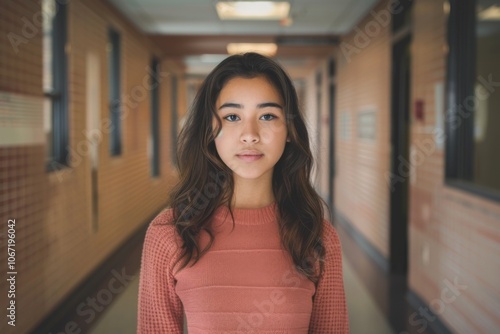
[232,169,272,181]
[233,172,266,180]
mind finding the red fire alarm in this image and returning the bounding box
[415,99,424,121]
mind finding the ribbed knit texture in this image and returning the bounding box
[137,202,349,333]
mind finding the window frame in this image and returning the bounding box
[170,75,178,167]
[150,57,160,177]
[45,0,69,172]
[445,0,500,202]
[108,28,122,157]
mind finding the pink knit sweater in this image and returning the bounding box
[137,202,349,333]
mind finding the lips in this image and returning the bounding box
[236,150,263,162]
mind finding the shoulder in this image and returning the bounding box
[142,208,183,264]
[150,207,175,227]
[321,219,343,258]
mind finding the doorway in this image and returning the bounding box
[328,58,336,214]
[389,32,411,274]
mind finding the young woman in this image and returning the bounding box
[137,52,349,333]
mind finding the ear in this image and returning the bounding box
[286,138,291,142]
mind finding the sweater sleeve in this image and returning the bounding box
[308,219,349,333]
[137,210,184,333]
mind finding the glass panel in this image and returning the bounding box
[108,29,121,156]
[42,0,55,163]
[43,98,53,163]
[474,0,500,192]
[150,58,160,177]
[42,0,55,92]
[171,75,178,166]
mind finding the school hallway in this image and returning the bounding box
[2,0,499,333]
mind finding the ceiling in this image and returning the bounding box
[107,0,379,76]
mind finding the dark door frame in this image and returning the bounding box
[328,58,336,214]
[389,29,412,275]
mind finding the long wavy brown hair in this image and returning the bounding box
[167,52,329,285]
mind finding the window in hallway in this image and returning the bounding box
[108,28,122,156]
[150,57,160,177]
[170,75,178,167]
[43,0,69,171]
[446,0,500,200]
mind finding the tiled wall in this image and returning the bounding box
[409,0,500,332]
[0,1,183,333]
[334,0,392,258]
[332,0,500,333]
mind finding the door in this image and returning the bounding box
[389,34,411,274]
[328,58,336,214]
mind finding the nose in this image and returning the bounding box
[240,119,260,144]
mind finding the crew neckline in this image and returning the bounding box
[213,201,278,225]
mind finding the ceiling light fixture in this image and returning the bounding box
[226,43,278,56]
[216,1,290,20]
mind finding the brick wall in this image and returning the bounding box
[0,1,184,333]
[409,0,500,332]
[334,0,392,258]
[330,0,500,332]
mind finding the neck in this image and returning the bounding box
[231,173,274,209]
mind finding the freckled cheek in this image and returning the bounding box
[215,127,239,142]
[260,125,288,143]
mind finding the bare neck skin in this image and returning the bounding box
[231,171,275,209]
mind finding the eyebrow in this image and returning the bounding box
[218,102,283,110]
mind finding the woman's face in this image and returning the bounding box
[213,75,288,183]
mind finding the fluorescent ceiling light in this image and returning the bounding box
[478,5,500,20]
[227,43,278,56]
[216,1,290,20]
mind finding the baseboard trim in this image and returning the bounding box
[30,212,155,334]
[406,290,454,334]
[334,209,389,272]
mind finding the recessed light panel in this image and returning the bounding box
[226,43,278,56]
[216,1,290,20]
